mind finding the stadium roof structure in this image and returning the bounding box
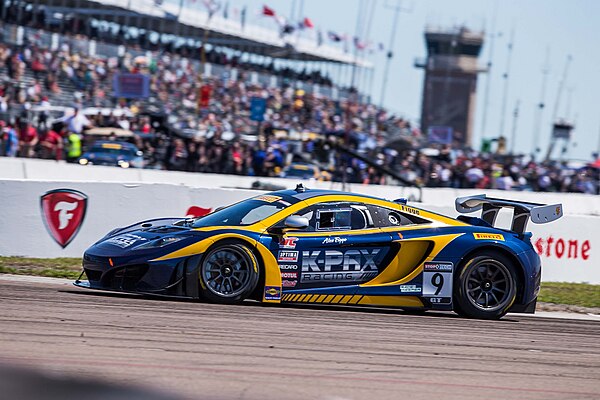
[40,0,373,68]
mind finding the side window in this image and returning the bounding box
[368,205,431,227]
[317,208,351,230]
[293,203,373,231]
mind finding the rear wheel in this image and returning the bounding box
[199,243,259,304]
[454,253,518,320]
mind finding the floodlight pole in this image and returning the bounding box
[379,0,410,107]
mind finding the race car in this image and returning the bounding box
[75,184,562,319]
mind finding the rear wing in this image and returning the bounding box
[455,194,563,234]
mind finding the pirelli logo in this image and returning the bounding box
[473,233,504,241]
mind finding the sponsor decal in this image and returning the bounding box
[534,236,591,260]
[300,249,380,283]
[399,205,420,216]
[106,233,147,248]
[280,272,298,279]
[40,189,88,248]
[279,264,298,270]
[264,286,281,300]
[278,251,299,262]
[424,261,453,272]
[473,233,505,241]
[185,206,213,218]
[399,284,421,293]
[282,280,298,287]
[429,297,452,305]
[322,236,348,245]
[279,237,298,249]
[254,195,282,203]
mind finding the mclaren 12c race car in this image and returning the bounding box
[75,185,563,319]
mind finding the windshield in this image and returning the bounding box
[89,146,137,156]
[192,196,294,228]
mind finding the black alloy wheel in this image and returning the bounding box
[199,243,259,304]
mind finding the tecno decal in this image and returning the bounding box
[534,236,591,260]
[40,189,88,248]
[300,249,380,283]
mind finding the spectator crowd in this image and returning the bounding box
[0,34,598,195]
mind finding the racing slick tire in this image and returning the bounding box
[453,252,518,320]
[198,243,260,304]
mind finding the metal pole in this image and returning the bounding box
[510,99,520,154]
[480,0,498,140]
[379,0,401,107]
[545,54,572,161]
[531,47,550,159]
[498,27,515,139]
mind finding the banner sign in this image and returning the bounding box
[113,73,150,99]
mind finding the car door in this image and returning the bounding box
[261,202,394,292]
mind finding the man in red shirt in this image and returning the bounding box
[18,123,38,158]
[40,128,63,160]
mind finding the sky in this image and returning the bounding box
[165,0,600,160]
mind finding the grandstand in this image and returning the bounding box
[0,1,598,194]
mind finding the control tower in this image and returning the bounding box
[415,27,487,146]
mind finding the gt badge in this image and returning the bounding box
[40,189,88,248]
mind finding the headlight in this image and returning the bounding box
[135,236,184,249]
[118,160,130,168]
[79,158,88,165]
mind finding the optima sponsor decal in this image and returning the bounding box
[301,249,380,283]
[278,251,299,262]
[473,233,504,241]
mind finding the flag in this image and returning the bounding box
[241,6,246,28]
[303,17,314,29]
[328,31,343,42]
[353,37,367,50]
[378,42,385,51]
[202,0,221,19]
[262,5,276,17]
[223,1,229,19]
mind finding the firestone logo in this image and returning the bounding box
[40,189,88,248]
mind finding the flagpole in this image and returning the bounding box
[379,0,403,107]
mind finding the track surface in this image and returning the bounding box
[0,278,599,400]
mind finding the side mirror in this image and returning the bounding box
[269,215,309,235]
[284,215,309,230]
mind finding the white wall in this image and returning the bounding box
[0,176,598,283]
[1,157,598,216]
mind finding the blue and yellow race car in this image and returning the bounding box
[75,184,562,319]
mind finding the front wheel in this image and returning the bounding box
[454,253,518,320]
[199,243,260,304]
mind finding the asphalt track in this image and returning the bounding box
[0,276,599,400]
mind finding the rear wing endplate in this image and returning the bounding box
[455,194,563,234]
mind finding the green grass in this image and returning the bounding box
[538,282,600,309]
[0,257,82,279]
[0,257,598,308]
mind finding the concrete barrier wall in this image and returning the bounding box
[1,157,599,216]
[1,178,598,283]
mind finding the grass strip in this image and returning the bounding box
[538,282,600,309]
[0,257,598,308]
